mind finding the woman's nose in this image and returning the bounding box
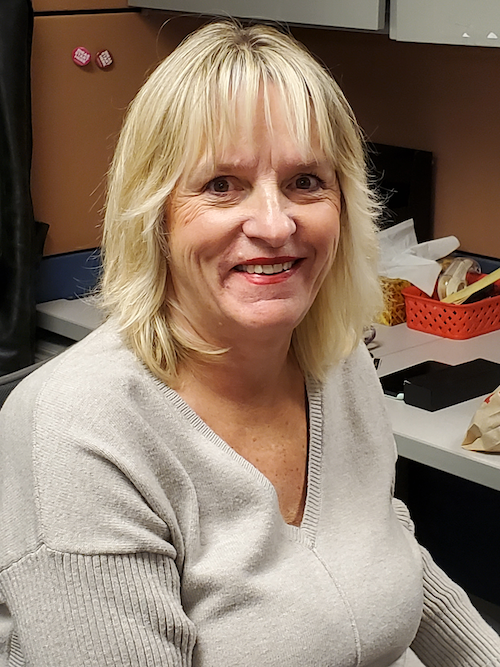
[242,186,296,247]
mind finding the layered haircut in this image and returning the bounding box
[100,20,382,383]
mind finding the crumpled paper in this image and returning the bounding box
[462,388,500,452]
[378,219,460,296]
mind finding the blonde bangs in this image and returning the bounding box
[177,44,327,178]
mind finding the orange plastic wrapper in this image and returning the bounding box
[462,387,500,452]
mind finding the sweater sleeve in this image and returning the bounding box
[0,354,198,666]
[393,498,500,667]
[1,548,197,667]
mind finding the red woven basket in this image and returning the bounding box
[402,278,500,340]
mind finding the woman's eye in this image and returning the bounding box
[207,177,232,193]
[294,174,323,191]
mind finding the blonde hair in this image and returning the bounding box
[100,20,382,383]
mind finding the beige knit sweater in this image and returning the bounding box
[1,323,499,666]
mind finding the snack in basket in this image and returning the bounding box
[462,387,500,452]
[375,276,412,326]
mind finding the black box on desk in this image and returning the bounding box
[403,359,500,411]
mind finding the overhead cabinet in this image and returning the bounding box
[390,0,500,48]
[128,0,387,32]
[129,0,500,48]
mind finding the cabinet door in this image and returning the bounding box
[33,1,128,10]
[129,0,386,31]
[390,0,500,47]
[31,12,175,255]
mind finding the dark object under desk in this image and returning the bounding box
[396,458,500,607]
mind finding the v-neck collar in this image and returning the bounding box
[157,376,324,547]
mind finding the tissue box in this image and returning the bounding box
[402,280,500,339]
[376,276,412,326]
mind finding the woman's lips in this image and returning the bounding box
[234,260,295,275]
[234,256,301,273]
[232,258,302,284]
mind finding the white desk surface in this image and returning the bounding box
[372,324,500,491]
[37,299,500,491]
[37,297,103,341]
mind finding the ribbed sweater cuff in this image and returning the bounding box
[411,547,500,667]
[1,546,196,666]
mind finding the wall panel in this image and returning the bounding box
[31,11,199,255]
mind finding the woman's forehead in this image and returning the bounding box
[189,139,331,180]
[196,113,325,166]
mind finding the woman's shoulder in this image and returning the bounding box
[0,320,176,484]
[323,342,382,393]
[4,321,150,416]
[0,322,194,564]
[320,342,391,439]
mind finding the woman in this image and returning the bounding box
[1,21,499,667]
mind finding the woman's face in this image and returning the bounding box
[166,91,341,348]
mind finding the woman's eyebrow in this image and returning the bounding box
[291,160,331,171]
[208,157,333,172]
[185,156,335,187]
[205,157,260,173]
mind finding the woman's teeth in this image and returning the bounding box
[236,261,294,275]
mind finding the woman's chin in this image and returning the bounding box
[218,304,306,340]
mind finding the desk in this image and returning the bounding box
[372,324,500,492]
[37,297,102,341]
[373,325,500,607]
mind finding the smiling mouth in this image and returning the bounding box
[234,260,295,275]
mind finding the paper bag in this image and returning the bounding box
[462,387,500,452]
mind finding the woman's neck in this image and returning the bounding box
[175,339,301,411]
[174,337,309,528]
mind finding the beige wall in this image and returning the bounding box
[32,1,129,11]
